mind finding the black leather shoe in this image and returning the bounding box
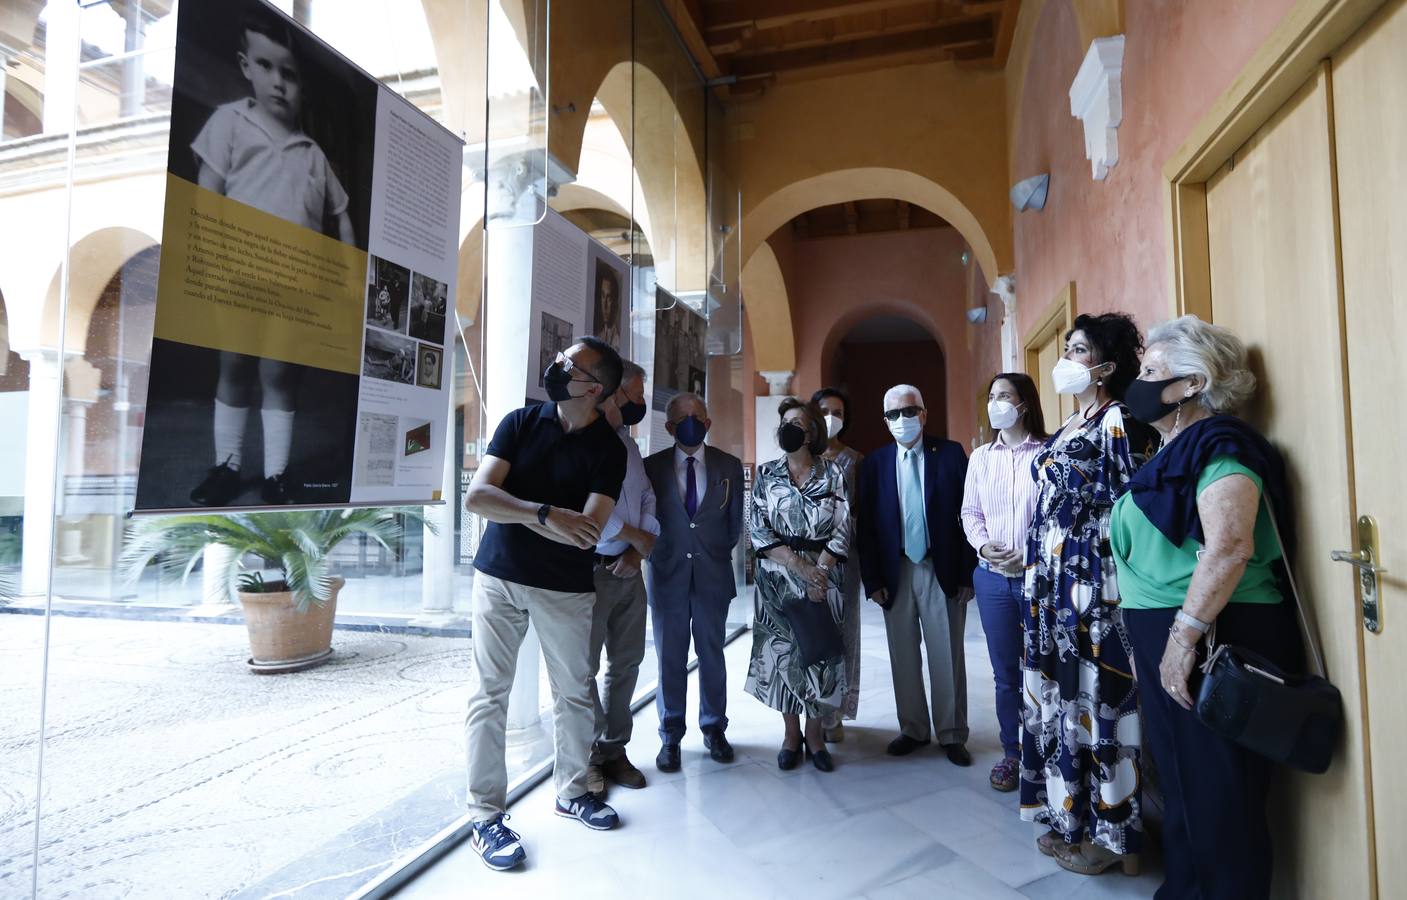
[703,728,734,763]
[944,744,973,767]
[886,734,931,757]
[777,746,801,770]
[655,742,681,773]
[261,472,292,505]
[810,747,835,772]
[190,462,242,507]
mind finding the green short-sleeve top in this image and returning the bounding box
[1111,455,1284,610]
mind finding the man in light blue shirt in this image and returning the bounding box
[587,361,660,794]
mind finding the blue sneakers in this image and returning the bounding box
[554,792,621,830]
[469,815,526,871]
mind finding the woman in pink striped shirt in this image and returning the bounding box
[961,373,1046,792]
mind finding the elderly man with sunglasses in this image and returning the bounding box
[857,384,977,766]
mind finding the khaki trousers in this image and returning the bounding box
[588,565,648,762]
[884,557,969,746]
[465,572,595,821]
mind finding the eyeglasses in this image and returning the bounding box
[883,405,924,421]
[555,351,601,385]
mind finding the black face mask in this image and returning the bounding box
[619,400,647,427]
[543,363,578,403]
[778,422,809,453]
[1124,375,1192,423]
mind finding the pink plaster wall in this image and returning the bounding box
[1012,0,1297,338]
[790,226,979,446]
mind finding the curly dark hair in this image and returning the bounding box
[1067,312,1143,400]
[810,387,851,439]
[776,397,829,456]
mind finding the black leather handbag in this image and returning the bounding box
[1194,498,1343,774]
[781,591,844,667]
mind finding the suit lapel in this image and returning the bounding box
[923,438,938,506]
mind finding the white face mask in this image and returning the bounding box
[886,413,922,445]
[987,400,1021,430]
[1052,357,1103,395]
[824,414,843,439]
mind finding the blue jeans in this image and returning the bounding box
[972,565,1024,759]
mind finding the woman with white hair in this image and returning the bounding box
[1113,315,1303,900]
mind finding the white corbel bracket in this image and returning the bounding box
[1069,35,1125,181]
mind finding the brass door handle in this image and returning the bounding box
[1333,515,1385,634]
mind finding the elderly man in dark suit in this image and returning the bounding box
[858,384,977,766]
[643,392,745,772]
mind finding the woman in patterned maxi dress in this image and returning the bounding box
[1020,314,1154,876]
[814,386,863,739]
[746,398,851,770]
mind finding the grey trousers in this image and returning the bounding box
[465,572,595,821]
[588,564,648,763]
[884,557,969,746]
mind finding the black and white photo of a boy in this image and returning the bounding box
[187,8,350,508]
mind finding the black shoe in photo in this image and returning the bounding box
[190,462,242,507]
[261,473,293,505]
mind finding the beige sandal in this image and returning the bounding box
[1036,830,1061,857]
[1052,840,1140,876]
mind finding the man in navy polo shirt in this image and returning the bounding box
[463,337,628,871]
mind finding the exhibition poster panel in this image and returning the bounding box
[134,0,461,512]
[647,287,708,450]
[524,207,630,403]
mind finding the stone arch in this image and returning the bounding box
[0,287,29,391]
[41,227,159,354]
[741,169,1001,373]
[821,311,949,449]
[593,61,708,295]
[740,241,795,373]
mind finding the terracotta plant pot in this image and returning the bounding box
[236,576,344,674]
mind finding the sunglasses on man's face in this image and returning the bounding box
[883,405,924,422]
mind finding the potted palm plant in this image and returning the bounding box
[122,507,427,673]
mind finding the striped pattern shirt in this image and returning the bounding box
[960,434,1044,563]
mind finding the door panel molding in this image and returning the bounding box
[1164,0,1390,321]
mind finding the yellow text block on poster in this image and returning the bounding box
[155,173,367,375]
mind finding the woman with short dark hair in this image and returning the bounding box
[960,372,1046,792]
[746,397,851,772]
[1021,313,1157,876]
[812,387,864,741]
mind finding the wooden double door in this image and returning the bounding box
[1203,1,1407,895]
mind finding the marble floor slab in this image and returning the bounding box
[400,602,1165,899]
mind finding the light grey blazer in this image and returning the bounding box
[642,444,745,607]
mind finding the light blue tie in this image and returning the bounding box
[902,447,927,563]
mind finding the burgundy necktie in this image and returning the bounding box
[686,456,698,518]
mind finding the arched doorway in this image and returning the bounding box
[828,315,946,455]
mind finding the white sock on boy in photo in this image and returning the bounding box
[261,408,295,479]
[213,400,249,470]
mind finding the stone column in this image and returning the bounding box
[192,543,240,616]
[464,145,575,749]
[992,274,1018,373]
[19,349,62,596]
[413,383,468,629]
[757,370,793,396]
[41,0,80,135]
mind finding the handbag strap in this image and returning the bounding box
[1260,494,1328,678]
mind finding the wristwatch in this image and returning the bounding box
[537,503,551,525]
